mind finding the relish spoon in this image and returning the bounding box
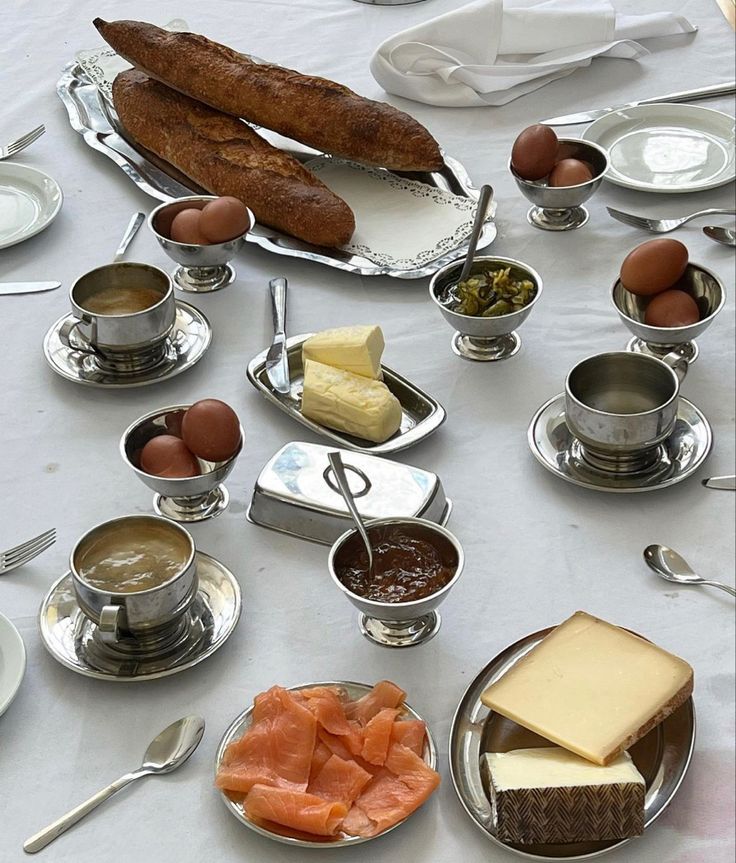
[643,545,735,597]
[24,715,205,853]
[328,451,373,573]
[458,184,494,284]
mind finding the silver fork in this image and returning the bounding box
[607,206,736,233]
[0,124,46,160]
[0,529,56,574]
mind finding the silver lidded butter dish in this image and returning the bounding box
[247,335,446,455]
[248,441,452,544]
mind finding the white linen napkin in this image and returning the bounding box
[370,0,696,107]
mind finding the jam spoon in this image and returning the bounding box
[457,184,494,284]
[643,545,735,597]
[328,451,374,572]
[24,715,205,853]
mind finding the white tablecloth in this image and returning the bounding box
[0,1,734,861]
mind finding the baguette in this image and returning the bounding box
[112,71,355,248]
[95,18,444,172]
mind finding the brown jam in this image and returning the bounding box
[335,523,457,603]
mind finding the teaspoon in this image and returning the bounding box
[643,545,736,597]
[328,451,374,572]
[458,184,494,284]
[112,211,146,262]
[24,715,205,853]
[703,225,736,247]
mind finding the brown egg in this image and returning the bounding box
[548,158,594,187]
[139,435,201,478]
[199,197,251,244]
[511,125,559,181]
[645,290,700,328]
[181,399,242,463]
[620,239,689,296]
[170,208,209,245]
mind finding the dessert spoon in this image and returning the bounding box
[703,225,736,247]
[328,451,374,572]
[24,715,205,853]
[643,545,735,597]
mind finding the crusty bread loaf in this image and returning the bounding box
[95,18,444,172]
[112,71,355,248]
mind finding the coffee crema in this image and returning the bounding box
[75,521,191,593]
[81,285,164,316]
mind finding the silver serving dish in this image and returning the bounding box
[247,334,446,455]
[57,60,494,279]
[215,680,437,847]
[38,551,241,681]
[248,441,452,543]
[449,627,696,860]
[527,393,712,493]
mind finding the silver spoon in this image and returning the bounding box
[643,545,736,597]
[328,451,373,572]
[112,211,146,262]
[703,225,736,247]
[458,184,494,284]
[24,715,205,854]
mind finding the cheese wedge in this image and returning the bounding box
[301,360,402,443]
[302,326,384,379]
[481,611,693,765]
[483,747,645,844]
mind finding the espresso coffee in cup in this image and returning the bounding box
[71,514,197,645]
[81,284,165,316]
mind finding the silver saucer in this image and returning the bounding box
[215,680,437,847]
[38,551,241,681]
[449,627,696,860]
[527,393,712,493]
[43,300,212,388]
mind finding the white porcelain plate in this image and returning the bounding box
[0,163,63,249]
[583,104,736,193]
[0,611,26,716]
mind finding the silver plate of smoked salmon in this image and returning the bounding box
[214,680,439,846]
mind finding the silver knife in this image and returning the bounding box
[0,281,61,295]
[265,277,290,394]
[540,81,736,125]
[702,475,736,491]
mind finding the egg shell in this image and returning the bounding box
[181,399,242,463]
[511,125,559,181]
[199,197,251,244]
[620,239,689,296]
[139,435,201,478]
[645,290,700,328]
[170,208,210,245]
[548,158,594,187]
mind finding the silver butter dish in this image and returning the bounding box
[247,441,452,544]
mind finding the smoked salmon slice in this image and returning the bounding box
[345,680,406,726]
[308,754,372,805]
[244,784,348,837]
[300,686,364,755]
[390,719,426,756]
[361,708,400,766]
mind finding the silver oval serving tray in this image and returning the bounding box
[56,60,495,279]
[247,334,446,455]
[449,627,696,861]
[215,680,438,847]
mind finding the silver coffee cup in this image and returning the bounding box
[70,514,197,646]
[59,262,176,373]
[565,351,687,473]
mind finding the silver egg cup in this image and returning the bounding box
[612,262,725,366]
[148,196,253,293]
[120,404,244,523]
[429,256,543,361]
[510,139,609,231]
[328,517,464,648]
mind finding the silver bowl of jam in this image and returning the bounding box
[328,517,464,648]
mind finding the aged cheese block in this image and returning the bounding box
[483,747,645,844]
[302,326,384,379]
[481,611,693,765]
[301,360,402,443]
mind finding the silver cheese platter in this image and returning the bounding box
[56,59,496,279]
[246,334,447,455]
[449,626,696,861]
[247,440,452,543]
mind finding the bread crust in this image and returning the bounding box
[112,70,355,248]
[95,18,443,172]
